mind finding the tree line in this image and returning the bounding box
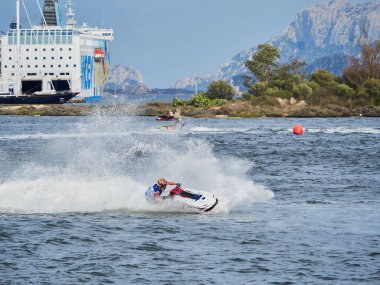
[202,40,380,107]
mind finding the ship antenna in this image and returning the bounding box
[66,0,76,28]
[16,0,21,95]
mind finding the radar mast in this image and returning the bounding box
[65,0,76,28]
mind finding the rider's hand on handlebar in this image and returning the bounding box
[176,183,182,187]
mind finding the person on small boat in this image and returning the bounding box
[145,178,178,201]
[157,110,175,121]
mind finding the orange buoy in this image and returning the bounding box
[293,125,304,135]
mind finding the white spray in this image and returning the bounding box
[0,110,274,214]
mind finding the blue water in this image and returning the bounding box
[0,112,379,284]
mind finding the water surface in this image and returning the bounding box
[0,113,379,284]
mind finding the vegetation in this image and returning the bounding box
[241,41,380,107]
[206,80,235,100]
[172,92,226,108]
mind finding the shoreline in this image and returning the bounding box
[0,102,379,117]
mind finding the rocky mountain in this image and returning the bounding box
[171,0,380,91]
[105,65,150,95]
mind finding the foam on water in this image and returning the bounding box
[188,126,255,134]
[305,127,380,134]
[0,112,274,214]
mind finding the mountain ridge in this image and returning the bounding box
[171,0,380,91]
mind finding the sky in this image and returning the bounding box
[0,0,374,87]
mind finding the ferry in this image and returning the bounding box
[0,0,113,104]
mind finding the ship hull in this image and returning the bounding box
[0,91,78,105]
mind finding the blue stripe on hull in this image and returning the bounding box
[85,96,102,102]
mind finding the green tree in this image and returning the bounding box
[206,80,235,101]
[310,69,336,86]
[245,44,280,83]
[357,79,380,105]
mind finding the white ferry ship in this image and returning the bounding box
[0,0,113,104]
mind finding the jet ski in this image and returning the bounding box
[162,185,218,212]
[156,115,175,121]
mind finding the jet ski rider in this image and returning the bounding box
[145,178,178,201]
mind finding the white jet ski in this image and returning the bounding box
[163,185,218,213]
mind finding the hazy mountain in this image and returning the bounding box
[105,65,150,95]
[171,0,380,91]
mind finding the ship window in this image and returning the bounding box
[44,73,47,75]
[35,48,37,51]
[49,73,54,75]
[35,57,37,60]
[69,56,72,59]
[43,48,46,51]
[43,57,46,60]
[66,73,69,75]
[60,48,63,51]
[51,48,54,51]
[12,65,15,68]
[51,65,54,68]
[58,65,61,68]
[35,65,38,68]
[11,73,15,76]
[60,57,63,60]
[69,48,72,51]
[66,65,69,67]
[9,49,12,52]
[9,57,12,60]
[52,57,55,60]
[26,48,29,52]
[43,65,46,68]
[37,31,42,44]
[4,65,7,68]
[26,57,29,60]
[27,65,30,68]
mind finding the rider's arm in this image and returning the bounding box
[166,181,177,186]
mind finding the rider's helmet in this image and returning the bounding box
[157,178,167,188]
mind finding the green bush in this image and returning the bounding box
[172,97,188,107]
[334,84,354,98]
[271,89,293,99]
[362,79,380,106]
[292,83,313,100]
[242,92,253,100]
[173,93,226,108]
[206,80,235,100]
[251,95,280,107]
[249,81,269,97]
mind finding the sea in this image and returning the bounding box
[0,100,379,284]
